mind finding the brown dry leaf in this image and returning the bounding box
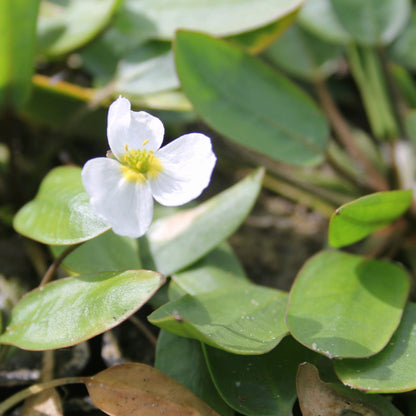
[84,362,220,416]
[296,363,380,416]
[21,389,63,416]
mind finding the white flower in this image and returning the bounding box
[82,96,216,238]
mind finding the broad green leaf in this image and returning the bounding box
[175,31,328,166]
[0,270,165,350]
[204,336,320,416]
[13,166,110,245]
[155,330,233,416]
[265,23,343,81]
[297,0,351,44]
[329,190,412,248]
[287,251,410,358]
[149,285,289,355]
[331,0,411,46]
[335,302,416,393]
[170,242,250,297]
[51,230,141,275]
[115,46,179,96]
[37,0,121,56]
[0,0,40,109]
[144,168,264,276]
[125,0,304,40]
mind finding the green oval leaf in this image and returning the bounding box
[0,270,165,350]
[203,336,320,416]
[149,285,289,355]
[115,47,179,97]
[51,230,141,275]
[297,0,351,44]
[170,242,250,297]
[328,190,412,248]
[13,166,110,245]
[155,330,234,416]
[175,30,328,166]
[287,250,410,358]
[335,302,416,393]
[125,0,304,40]
[0,0,40,109]
[331,0,411,46]
[143,168,264,276]
[37,0,121,56]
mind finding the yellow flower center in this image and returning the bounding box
[119,141,162,182]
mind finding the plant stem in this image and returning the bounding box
[40,244,81,287]
[129,315,158,347]
[314,78,389,192]
[347,44,398,141]
[0,377,84,415]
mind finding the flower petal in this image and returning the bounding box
[82,157,154,238]
[107,96,165,160]
[150,133,216,206]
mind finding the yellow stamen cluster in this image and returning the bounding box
[120,141,162,182]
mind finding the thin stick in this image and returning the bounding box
[129,315,158,347]
[0,377,84,415]
[40,244,81,287]
[315,78,389,192]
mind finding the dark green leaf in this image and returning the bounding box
[155,330,233,416]
[175,30,328,166]
[204,336,320,416]
[149,285,288,355]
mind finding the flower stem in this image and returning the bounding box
[0,377,84,415]
[314,78,389,192]
[347,44,398,141]
[40,243,81,287]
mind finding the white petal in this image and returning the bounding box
[107,96,165,160]
[82,157,154,238]
[150,133,216,206]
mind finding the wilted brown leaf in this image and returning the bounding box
[85,362,220,416]
[296,363,380,416]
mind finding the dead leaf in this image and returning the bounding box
[84,362,220,416]
[296,363,387,416]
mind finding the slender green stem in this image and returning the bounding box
[347,44,383,138]
[363,47,398,139]
[347,44,398,141]
[0,377,84,415]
